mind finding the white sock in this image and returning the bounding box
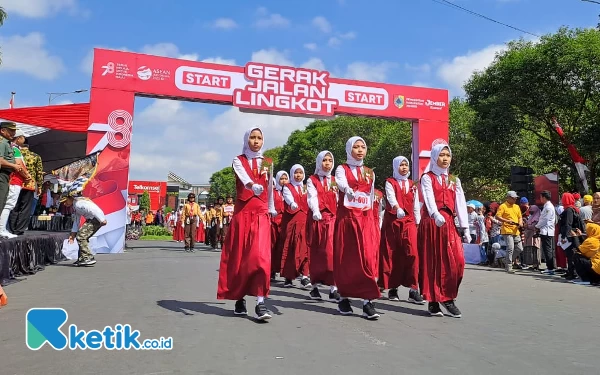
[330,285,337,293]
[302,275,309,280]
[363,299,370,306]
[257,296,264,305]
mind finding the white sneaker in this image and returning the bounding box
[0,231,17,239]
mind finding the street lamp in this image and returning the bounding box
[47,89,88,105]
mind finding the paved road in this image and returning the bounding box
[1,240,599,375]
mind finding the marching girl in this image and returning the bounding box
[217,127,276,320]
[418,144,469,318]
[378,156,425,304]
[333,136,381,320]
[270,171,289,280]
[172,204,184,242]
[306,151,341,301]
[196,204,207,243]
[280,164,311,288]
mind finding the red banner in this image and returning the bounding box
[128,180,166,211]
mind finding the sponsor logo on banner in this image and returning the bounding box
[233,63,339,116]
[343,191,372,211]
[394,95,405,109]
[133,184,161,192]
[137,66,172,82]
[100,61,134,80]
[425,99,446,110]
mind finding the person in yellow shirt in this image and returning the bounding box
[181,193,201,252]
[495,191,524,273]
[574,222,600,285]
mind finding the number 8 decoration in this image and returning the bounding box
[88,109,133,154]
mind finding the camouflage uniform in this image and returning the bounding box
[76,218,102,261]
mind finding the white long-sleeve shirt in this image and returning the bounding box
[283,184,305,206]
[306,176,337,213]
[232,156,275,212]
[71,198,106,233]
[384,180,421,224]
[535,200,556,236]
[420,173,468,229]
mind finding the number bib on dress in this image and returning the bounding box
[223,206,234,214]
[343,191,372,211]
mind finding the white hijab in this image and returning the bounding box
[242,127,264,159]
[426,144,452,176]
[345,136,366,167]
[315,150,334,177]
[289,164,305,187]
[393,156,410,181]
[275,170,289,191]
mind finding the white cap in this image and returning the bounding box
[14,129,26,138]
[507,191,518,198]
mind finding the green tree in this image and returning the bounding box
[464,27,600,194]
[263,146,282,169]
[139,191,151,213]
[0,6,7,64]
[209,166,236,199]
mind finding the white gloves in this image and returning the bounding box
[269,210,278,218]
[396,208,406,219]
[433,212,446,227]
[290,202,299,210]
[345,188,355,200]
[463,232,472,243]
[313,212,323,221]
[251,184,264,196]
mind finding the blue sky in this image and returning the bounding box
[0,0,596,182]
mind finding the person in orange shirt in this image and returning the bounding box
[181,193,201,252]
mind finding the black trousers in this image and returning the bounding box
[540,235,555,270]
[9,189,35,234]
[0,172,9,212]
[573,253,600,283]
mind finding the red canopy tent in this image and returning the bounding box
[0,103,91,171]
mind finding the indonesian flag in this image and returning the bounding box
[8,94,14,109]
[552,117,589,192]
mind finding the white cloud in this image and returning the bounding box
[201,57,237,65]
[1,0,85,18]
[130,99,311,182]
[301,58,326,71]
[437,43,506,94]
[312,16,332,33]
[344,62,396,82]
[210,18,238,30]
[405,63,431,74]
[327,31,356,47]
[328,37,341,47]
[339,32,356,40]
[254,8,290,28]
[251,48,294,66]
[0,32,65,80]
[304,43,318,51]
[140,43,199,61]
[410,82,432,88]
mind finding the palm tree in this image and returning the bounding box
[0,6,6,65]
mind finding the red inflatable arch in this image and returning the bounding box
[86,48,449,253]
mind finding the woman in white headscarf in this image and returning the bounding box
[417,143,469,318]
[333,136,381,320]
[305,150,340,301]
[280,164,311,288]
[378,156,424,305]
[270,170,289,280]
[217,127,276,321]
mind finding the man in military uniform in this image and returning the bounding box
[10,136,43,234]
[0,122,25,213]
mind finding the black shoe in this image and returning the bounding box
[300,277,312,289]
[184,247,189,252]
[309,287,322,300]
[388,288,400,301]
[72,260,81,267]
[362,301,380,320]
[329,290,341,302]
[189,248,195,253]
[79,258,96,266]
[408,289,425,305]
[441,300,462,318]
[255,302,272,320]
[337,298,353,315]
[234,299,247,315]
[428,302,443,317]
[283,279,293,288]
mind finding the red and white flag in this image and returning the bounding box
[552,117,589,192]
[8,93,14,109]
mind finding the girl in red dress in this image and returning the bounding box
[333,136,381,320]
[378,156,425,304]
[270,170,289,280]
[306,151,341,301]
[195,204,206,243]
[280,164,311,288]
[172,205,184,242]
[418,144,469,318]
[217,127,275,320]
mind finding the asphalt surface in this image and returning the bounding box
[1,240,599,375]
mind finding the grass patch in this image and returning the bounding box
[138,235,173,241]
